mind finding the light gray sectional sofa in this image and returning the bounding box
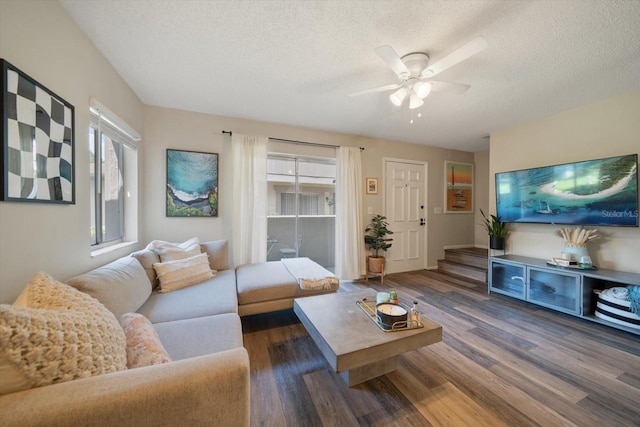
[0,239,338,427]
[236,260,340,316]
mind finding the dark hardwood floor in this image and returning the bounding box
[241,270,640,426]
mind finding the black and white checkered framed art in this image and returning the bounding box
[1,59,75,204]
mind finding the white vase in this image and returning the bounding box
[563,244,589,261]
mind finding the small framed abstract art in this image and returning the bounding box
[444,161,473,213]
[166,149,218,217]
[1,59,75,203]
[366,177,378,195]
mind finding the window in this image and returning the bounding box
[266,154,336,268]
[89,99,140,248]
[267,156,336,217]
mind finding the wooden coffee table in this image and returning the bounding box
[293,288,442,386]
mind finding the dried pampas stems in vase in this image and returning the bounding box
[558,226,599,260]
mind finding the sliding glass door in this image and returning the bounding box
[266,155,335,270]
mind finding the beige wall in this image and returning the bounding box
[474,150,490,246]
[490,89,640,273]
[0,0,144,303]
[144,106,476,269]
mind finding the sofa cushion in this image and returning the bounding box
[153,313,243,361]
[119,313,171,368]
[236,261,298,305]
[130,248,161,289]
[67,256,152,319]
[137,269,238,323]
[0,272,127,395]
[200,239,230,271]
[236,261,339,307]
[153,253,214,293]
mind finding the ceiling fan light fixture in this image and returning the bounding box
[414,81,432,99]
[389,87,408,106]
[409,92,424,109]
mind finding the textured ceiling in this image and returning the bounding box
[59,0,640,152]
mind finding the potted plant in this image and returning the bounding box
[480,209,508,250]
[364,214,394,273]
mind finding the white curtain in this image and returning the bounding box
[231,134,268,266]
[335,146,364,279]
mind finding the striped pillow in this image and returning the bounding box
[153,253,214,292]
[147,237,202,262]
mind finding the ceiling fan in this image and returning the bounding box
[349,36,488,109]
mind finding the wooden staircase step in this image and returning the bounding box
[444,247,488,269]
[437,247,488,282]
[437,259,487,282]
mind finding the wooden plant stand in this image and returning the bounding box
[365,256,385,284]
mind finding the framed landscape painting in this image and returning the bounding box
[444,161,473,213]
[166,149,218,217]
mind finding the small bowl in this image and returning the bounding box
[376,303,408,330]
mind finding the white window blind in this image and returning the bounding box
[89,97,140,149]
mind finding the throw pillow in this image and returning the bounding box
[0,272,127,395]
[153,252,214,293]
[200,239,230,271]
[147,237,202,262]
[119,313,171,368]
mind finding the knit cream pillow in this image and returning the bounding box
[0,272,127,395]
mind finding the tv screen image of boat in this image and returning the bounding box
[495,154,639,226]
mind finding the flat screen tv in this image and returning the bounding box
[495,154,638,226]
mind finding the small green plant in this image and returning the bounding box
[480,209,508,237]
[364,214,394,257]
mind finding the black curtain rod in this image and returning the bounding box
[221,130,364,151]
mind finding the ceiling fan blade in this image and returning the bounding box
[348,83,402,97]
[421,36,488,79]
[374,45,411,79]
[428,81,471,94]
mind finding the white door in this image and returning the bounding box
[384,160,427,274]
